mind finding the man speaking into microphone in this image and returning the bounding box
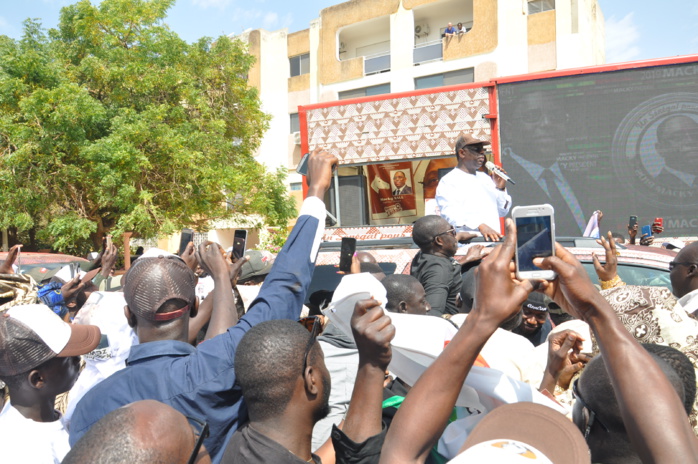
[436,134,512,241]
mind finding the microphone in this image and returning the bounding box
[485,161,516,185]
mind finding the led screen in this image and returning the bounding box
[499,61,698,237]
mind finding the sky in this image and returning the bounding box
[0,0,696,65]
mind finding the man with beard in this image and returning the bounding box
[436,134,510,241]
[223,298,393,463]
[512,292,551,347]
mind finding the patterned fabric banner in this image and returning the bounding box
[306,87,491,164]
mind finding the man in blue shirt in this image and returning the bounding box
[69,150,338,463]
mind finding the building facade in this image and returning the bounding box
[236,0,605,209]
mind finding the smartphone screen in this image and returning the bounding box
[339,237,357,273]
[179,228,194,256]
[233,230,247,260]
[515,212,554,277]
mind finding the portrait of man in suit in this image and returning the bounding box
[500,90,588,235]
[652,114,698,187]
[392,170,413,196]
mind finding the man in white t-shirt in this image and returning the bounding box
[0,304,100,463]
[436,134,511,241]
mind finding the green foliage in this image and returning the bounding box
[0,0,296,252]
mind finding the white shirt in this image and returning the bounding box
[677,288,698,316]
[436,168,511,233]
[0,401,70,464]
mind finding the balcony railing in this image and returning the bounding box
[413,40,443,65]
[364,52,391,75]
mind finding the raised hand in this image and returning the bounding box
[180,241,197,272]
[195,241,229,279]
[540,329,588,392]
[470,219,535,328]
[0,244,22,274]
[350,298,395,371]
[592,231,618,281]
[534,243,606,322]
[61,276,85,303]
[306,148,339,199]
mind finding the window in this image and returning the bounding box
[290,113,300,133]
[414,68,474,90]
[338,83,391,100]
[290,182,303,191]
[528,0,555,14]
[290,53,310,77]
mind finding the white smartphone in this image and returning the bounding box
[512,204,557,281]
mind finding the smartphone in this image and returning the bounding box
[179,228,194,255]
[296,152,310,176]
[232,229,248,260]
[641,224,653,237]
[70,261,79,279]
[512,204,556,281]
[654,217,663,228]
[339,237,357,273]
[629,215,637,229]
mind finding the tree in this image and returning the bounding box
[0,0,295,253]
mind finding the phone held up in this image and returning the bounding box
[512,204,556,281]
[233,230,248,260]
[628,215,637,229]
[178,228,194,256]
[339,237,357,274]
[296,152,310,177]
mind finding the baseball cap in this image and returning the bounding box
[459,133,490,146]
[455,402,590,464]
[239,250,275,283]
[0,304,101,377]
[122,255,196,322]
[523,292,548,312]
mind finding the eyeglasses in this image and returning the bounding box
[668,261,697,271]
[299,316,321,373]
[185,416,210,464]
[572,379,609,439]
[434,227,456,240]
[467,145,485,154]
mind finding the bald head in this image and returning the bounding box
[670,241,698,299]
[382,274,430,314]
[235,319,328,422]
[63,400,210,464]
[413,215,449,249]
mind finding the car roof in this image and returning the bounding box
[0,252,88,265]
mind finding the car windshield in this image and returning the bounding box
[581,262,672,291]
[306,262,397,305]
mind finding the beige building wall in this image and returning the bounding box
[234,0,605,187]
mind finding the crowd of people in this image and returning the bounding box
[1,145,697,464]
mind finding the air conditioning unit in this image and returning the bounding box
[293,131,301,145]
[414,23,430,37]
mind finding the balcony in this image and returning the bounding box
[413,40,443,65]
[364,51,391,75]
